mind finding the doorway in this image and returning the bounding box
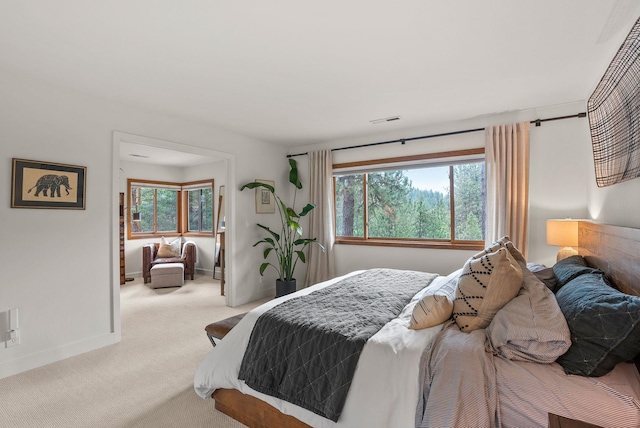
[111,131,236,339]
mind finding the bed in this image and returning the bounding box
[194,221,640,427]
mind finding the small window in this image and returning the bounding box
[187,187,213,233]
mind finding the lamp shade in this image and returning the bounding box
[546,219,579,247]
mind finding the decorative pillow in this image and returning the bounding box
[408,268,460,329]
[453,248,523,332]
[474,236,526,265]
[526,262,547,273]
[485,264,571,363]
[156,236,181,258]
[552,255,602,288]
[532,267,560,293]
[409,294,453,330]
[555,273,640,377]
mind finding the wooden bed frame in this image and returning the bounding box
[211,221,640,428]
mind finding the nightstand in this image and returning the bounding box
[549,413,603,428]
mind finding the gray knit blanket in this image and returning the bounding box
[238,268,436,422]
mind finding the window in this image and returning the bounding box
[127,179,214,239]
[334,149,485,249]
[186,186,213,233]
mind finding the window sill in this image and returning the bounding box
[183,232,215,238]
[128,233,181,240]
[128,232,215,240]
[335,238,484,251]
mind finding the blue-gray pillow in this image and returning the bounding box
[555,273,640,377]
[533,267,560,293]
[552,255,602,288]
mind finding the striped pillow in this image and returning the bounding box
[410,294,454,330]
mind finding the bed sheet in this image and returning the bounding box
[497,358,640,427]
[194,270,447,428]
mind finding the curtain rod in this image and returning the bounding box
[286,112,587,158]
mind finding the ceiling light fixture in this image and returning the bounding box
[370,116,400,125]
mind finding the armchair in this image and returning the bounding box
[143,241,196,284]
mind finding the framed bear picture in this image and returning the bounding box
[11,158,86,209]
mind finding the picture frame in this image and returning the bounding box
[11,158,87,209]
[255,179,275,214]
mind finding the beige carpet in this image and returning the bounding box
[0,275,270,427]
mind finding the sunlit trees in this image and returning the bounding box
[335,163,485,242]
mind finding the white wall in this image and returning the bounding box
[0,70,286,379]
[120,159,225,278]
[293,101,592,276]
[3,67,638,380]
[587,165,640,229]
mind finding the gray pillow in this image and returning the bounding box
[552,255,602,288]
[555,273,640,377]
[533,268,560,293]
[485,265,570,363]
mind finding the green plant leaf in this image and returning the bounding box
[298,203,316,217]
[259,262,270,275]
[289,158,302,189]
[252,238,275,247]
[257,224,280,241]
[287,220,302,235]
[263,247,273,259]
[240,182,275,193]
[286,207,298,219]
[295,250,306,263]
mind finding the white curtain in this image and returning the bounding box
[485,122,530,257]
[304,150,336,287]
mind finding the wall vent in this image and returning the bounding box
[370,116,400,125]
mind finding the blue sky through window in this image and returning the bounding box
[404,167,449,193]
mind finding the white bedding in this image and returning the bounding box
[194,269,640,428]
[194,270,447,428]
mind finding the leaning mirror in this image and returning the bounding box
[217,185,225,231]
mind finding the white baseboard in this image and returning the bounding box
[0,332,119,380]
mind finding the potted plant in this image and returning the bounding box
[241,159,325,297]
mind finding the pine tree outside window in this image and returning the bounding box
[334,149,485,249]
[127,179,214,239]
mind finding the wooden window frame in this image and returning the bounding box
[182,180,216,237]
[333,148,485,251]
[127,178,214,240]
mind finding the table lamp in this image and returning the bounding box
[546,219,579,261]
